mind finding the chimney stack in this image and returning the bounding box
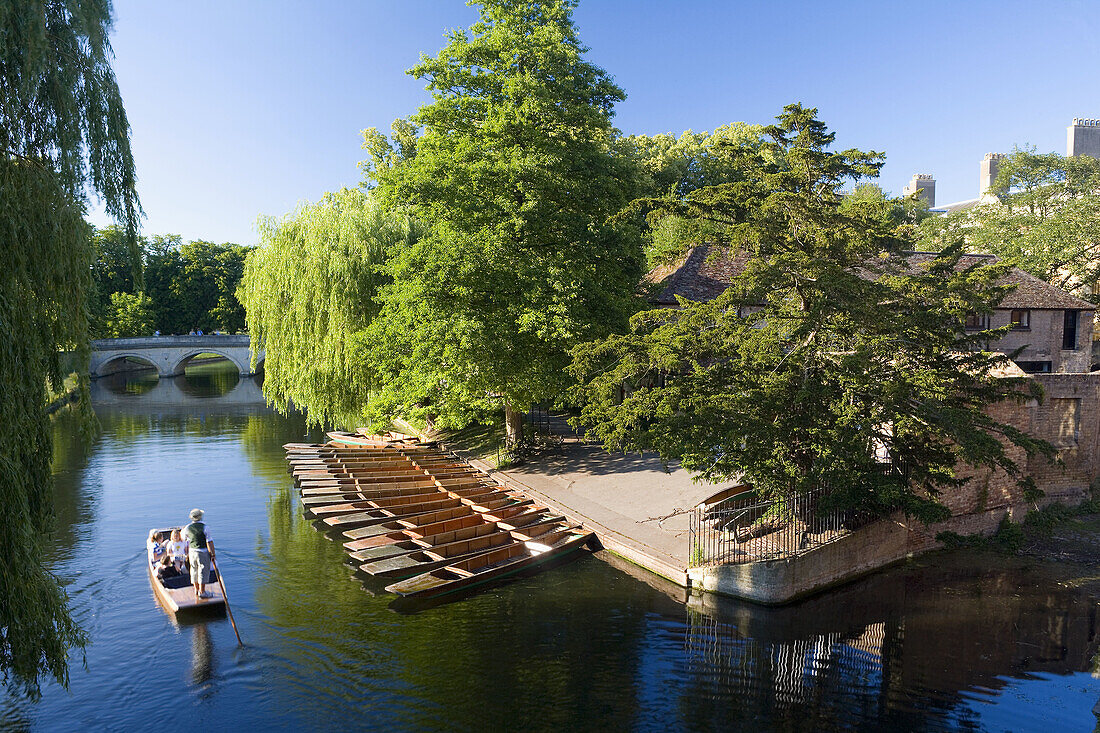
[979,153,1004,198]
[1068,118,1100,159]
[902,174,936,207]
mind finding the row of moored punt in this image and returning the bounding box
[283,431,595,600]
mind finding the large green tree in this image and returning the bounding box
[571,105,1050,522]
[925,148,1100,301]
[238,188,422,427]
[366,0,644,443]
[1,0,140,693]
[103,291,155,338]
[144,237,251,334]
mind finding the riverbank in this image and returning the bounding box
[44,372,80,414]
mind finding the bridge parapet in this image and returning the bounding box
[91,334,252,350]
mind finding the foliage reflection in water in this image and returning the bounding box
[5,366,1100,730]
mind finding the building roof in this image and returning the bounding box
[646,245,1096,311]
[930,198,980,215]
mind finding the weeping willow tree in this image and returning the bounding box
[238,188,422,428]
[1,1,140,694]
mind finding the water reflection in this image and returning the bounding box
[98,368,159,396]
[190,624,216,690]
[177,358,241,397]
[679,556,1100,731]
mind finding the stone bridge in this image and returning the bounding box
[89,335,264,378]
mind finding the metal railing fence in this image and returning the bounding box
[688,485,878,567]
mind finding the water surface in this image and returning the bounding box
[9,363,1100,731]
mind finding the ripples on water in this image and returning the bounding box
[6,361,1100,730]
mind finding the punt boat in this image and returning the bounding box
[358,519,575,579]
[146,527,225,614]
[321,490,519,529]
[340,496,530,540]
[384,528,595,599]
[342,503,547,551]
[358,529,517,579]
[307,483,501,517]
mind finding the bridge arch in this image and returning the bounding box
[170,349,250,377]
[93,353,160,378]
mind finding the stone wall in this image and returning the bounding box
[692,371,1100,604]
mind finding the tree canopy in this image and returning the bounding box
[925,148,1100,301]
[88,226,251,337]
[238,188,422,427]
[1,0,140,694]
[570,105,1050,522]
[365,0,644,442]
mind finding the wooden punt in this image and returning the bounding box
[300,474,492,494]
[300,476,442,496]
[321,489,519,529]
[340,497,530,540]
[384,528,594,599]
[342,503,548,551]
[306,483,500,517]
[349,511,569,563]
[146,527,225,614]
[349,521,504,563]
[327,431,419,447]
[300,483,447,509]
[346,512,497,554]
[358,529,517,579]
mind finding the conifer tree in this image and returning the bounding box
[571,105,1050,522]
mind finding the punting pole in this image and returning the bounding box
[211,556,243,646]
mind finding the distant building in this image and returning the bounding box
[646,245,1096,374]
[926,117,1097,214]
[901,174,936,207]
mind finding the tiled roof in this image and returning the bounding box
[646,245,1096,311]
[644,246,750,306]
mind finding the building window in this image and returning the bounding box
[1009,309,1030,330]
[964,312,990,330]
[1015,360,1052,374]
[1063,309,1079,350]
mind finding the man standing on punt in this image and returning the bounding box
[185,508,216,600]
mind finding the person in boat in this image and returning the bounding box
[184,508,216,600]
[147,530,166,563]
[154,553,179,581]
[166,528,187,573]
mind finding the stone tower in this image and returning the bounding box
[902,174,936,207]
[1067,118,1100,159]
[979,152,1005,198]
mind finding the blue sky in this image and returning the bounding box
[90,0,1100,245]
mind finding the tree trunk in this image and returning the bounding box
[504,400,525,448]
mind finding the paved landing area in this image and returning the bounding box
[452,425,733,585]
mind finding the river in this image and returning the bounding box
[6,362,1100,731]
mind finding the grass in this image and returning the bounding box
[437,421,508,468]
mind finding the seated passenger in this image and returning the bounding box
[166,529,187,573]
[147,530,165,563]
[154,554,178,581]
